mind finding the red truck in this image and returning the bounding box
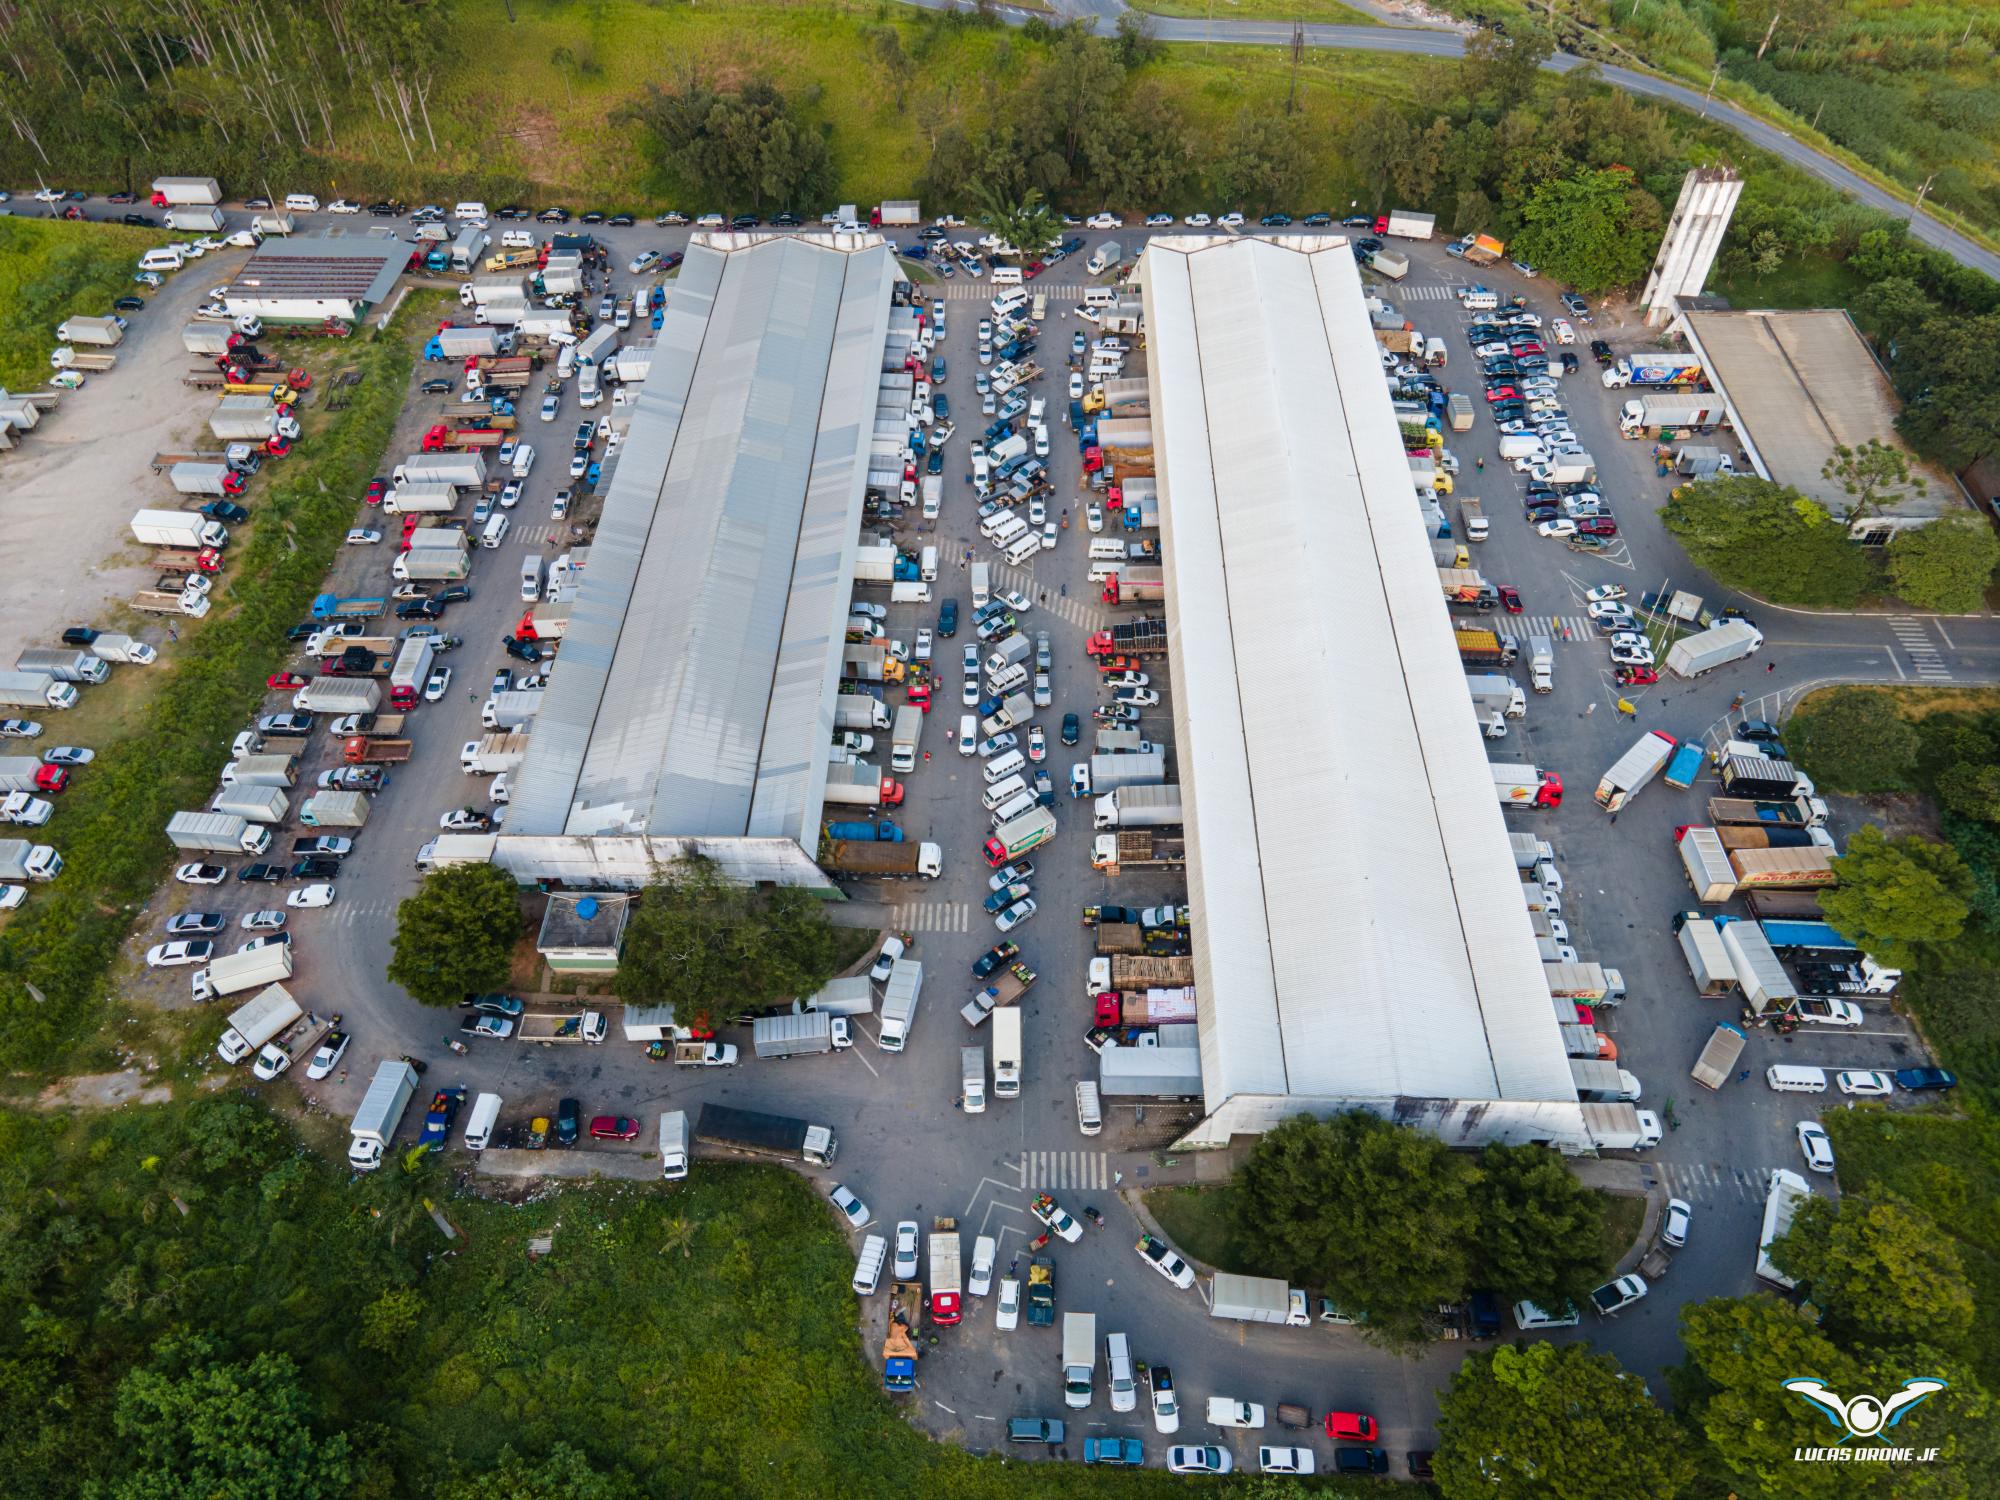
[1100,568,1166,606]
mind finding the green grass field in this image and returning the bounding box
[1143,1183,1257,1272]
[0,217,168,389]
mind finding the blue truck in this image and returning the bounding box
[311,593,386,619]
[1663,740,1703,790]
[826,821,902,843]
[1760,919,1855,956]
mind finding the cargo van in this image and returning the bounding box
[1082,286,1119,309]
[1088,561,1123,583]
[971,453,991,493]
[971,562,991,609]
[1004,533,1042,566]
[454,201,488,221]
[481,513,512,549]
[520,556,543,601]
[463,1092,502,1151]
[1425,336,1448,368]
[988,661,1029,696]
[140,247,186,272]
[990,265,1023,287]
[284,192,320,212]
[556,344,577,380]
[1498,433,1546,461]
[990,290,1028,320]
[989,790,1036,827]
[1766,1064,1828,1093]
[982,773,1028,811]
[983,749,1027,784]
[890,580,932,605]
[852,1233,887,1295]
[1459,287,1498,310]
[1513,1299,1581,1330]
[1089,539,1126,561]
[510,443,537,478]
[1075,1080,1102,1135]
[1032,292,1048,321]
[920,545,938,582]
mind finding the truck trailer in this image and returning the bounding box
[1492,764,1563,808]
[150,176,222,206]
[192,943,295,1004]
[752,1011,835,1059]
[822,839,942,879]
[1092,784,1181,830]
[693,1103,837,1166]
[166,810,270,854]
[1678,826,1737,902]
[1596,731,1679,813]
[1666,620,1763,678]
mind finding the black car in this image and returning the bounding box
[1259,213,1293,227]
[1334,1450,1388,1476]
[581,210,606,225]
[659,251,684,271]
[107,190,136,204]
[1560,352,1579,374]
[937,599,958,639]
[1301,212,1333,226]
[243,197,271,209]
[368,201,403,216]
[1341,214,1374,228]
[538,207,571,224]
[555,1097,581,1147]
[1355,236,1382,255]
[1525,507,1560,525]
[1407,1452,1435,1480]
[1590,338,1614,364]
[291,856,342,880]
[1735,719,1784,743]
[1061,711,1080,746]
[284,621,317,642]
[496,204,530,220]
[433,584,472,605]
[502,635,544,662]
[199,501,250,524]
[120,213,158,228]
[608,213,635,227]
[395,599,443,620]
[771,211,802,227]
[237,864,285,883]
[61,626,99,646]
[113,296,145,312]
[420,377,453,394]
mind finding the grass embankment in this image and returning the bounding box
[1130,0,1382,23]
[0,1097,1388,1494]
[0,299,430,1076]
[0,217,170,388]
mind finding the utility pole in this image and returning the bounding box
[1756,9,1780,62]
[1912,173,1936,221]
[1699,64,1721,118]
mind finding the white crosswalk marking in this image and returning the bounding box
[1019,1150,1111,1191]
[516,524,558,545]
[989,561,1108,630]
[892,900,970,934]
[1655,1160,1768,1204]
[1888,617,1951,680]
[938,283,1086,301]
[1495,616,1593,642]
[1398,284,1455,301]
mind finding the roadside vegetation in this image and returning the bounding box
[0,302,421,1073]
[0,217,168,388]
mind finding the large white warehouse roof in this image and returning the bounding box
[1140,235,1584,1148]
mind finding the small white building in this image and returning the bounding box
[223,233,406,325]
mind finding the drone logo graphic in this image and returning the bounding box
[1784,1378,1948,1442]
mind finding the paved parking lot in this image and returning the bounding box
[92,206,1972,1465]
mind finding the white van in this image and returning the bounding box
[511,443,537,478]
[1082,286,1119,309]
[284,192,320,213]
[481,513,512,549]
[971,453,991,493]
[556,344,577,380]
[983,749,1027,784]
[1513,1299,1581,1330]
[958,713,978,755]
[454,201,488,221]
[1004,533,1042,566]
[852,1233,887,1296]
[971,562,991,609]
[1498,433,1546,461]
[890,580,931,605]
[1088,561,1124,584]
[982,773,1028,812]
[988,661,1029,696]
[990,290,1028,320]
[1767,1064,1828,1093]
[520,556,543,601]
[1460,287,1499,310]
[1089,539,1126,561]
[1425,336,1448,368]
[1031,292,1048,321]
[463,1092,502,1151]
[985,515,1028,547]
[920,545,938,582]
[1075,1080,1102,1136]
[989,790,1036,828]
[140,247,186,272]
[501,229,534,249]
[990,265,1023,287]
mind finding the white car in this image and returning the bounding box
[828,1183,873,1231]
[1259,1448,1316,1476]
[304,1029,350,1080]
[1610,644,1655,667]
[540,395,560,422]
[1607,631,1651,652]
[1041,522,1058,550]
[287,884,337,909]
[962,676,980,707]
[1149,1366,1181,1434]
[145,939,212,968]
[870,934,906,984]
[1218,212,1245,229]
[995,897,1037,933]
[958,714,978,755]
[850,602,886,621]
[1104,671,1149,689]
[1797,1120,1836,1174]
[1144,213,1174,227]
[1183,213,1212,228]
[1801,999,1865,1026]
[968,1240,995,1297]
[175,862,226,885]
[0,719,43,738]
[1027,725,1046,762]
[240,910,286,931]
[1661,1197,1692,1248]
[695,213,725,228]
[1136,1233,1196,1289]
[913,629,933,662]
[424,667,453,702]
[999,589,1033,613]
[0,885,24,910]
[893,1220,920,1279]
[1837,1069,1895,1097]
[1551,317,1576,344]
[1587,601,1634,623]
[1206,1398,1266,1429]
[1086,504,1103,532]
[328,198,360,214]
[1114,687,1159,707]
[1087,213,1122,230]
[1536,518,1578,538]
[1169,1446,1234,1475]
[440,808,490,832]
[1029,496,1047,525]
[345,528,382,545]
[1474,341,1512,359]
[995,1277,1020,1330]
[1069,371,1084,399]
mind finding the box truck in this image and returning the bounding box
[216,982,303,1064]
[349,1059,421,1171]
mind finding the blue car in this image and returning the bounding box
[1083,1438,1143,1466]
[932,356,947,381]
[585,461,602,486]
[938,599,958,637]
[933,392,949,420]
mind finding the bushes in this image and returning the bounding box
[1783,688,1920,794]
[0,312,417,1068]
[1660,476,1884,607]
[0,217,169,388]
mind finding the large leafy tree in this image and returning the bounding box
[1894,312,2000,469]
[387,863,521,1008]
[109,1334,353,1500]
[1771,1197,1976,1352]
[1469,1143,1609,1310]
[1436,1343,1692,1499]
[1232,1112,1477,1343]
[1509,167,1664,292]
[1459,23,1553,115]
[1784,689,1918,793]
[1820,823,1974,964]
[1661,476,1882,606]
[973,186,1060,262]
[1887,516,2000,614]
[1208,109,1312,213]
[619,76,834,212]
[432,1443,637,1500]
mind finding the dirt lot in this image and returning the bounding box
[0,249,251,647]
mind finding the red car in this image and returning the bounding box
[1498,586,1523,613]
[267,672,307,690]
[365,478,387,504]
[1327,1411,1379,1443]
[1578,517,1618,536]
[1616,665,1659,686]
[1025,260,1046,279]
[1509,341,1546,357]
[588,1116,640,1141]
[906,684,932,712]
[1485,386,1519,403]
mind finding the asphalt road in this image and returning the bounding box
[92,206,1984,1471]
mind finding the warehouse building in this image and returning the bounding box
[453,233,906,889]
[1672,307,1964,540]
[1140,235,1602,1153]
[221,231,406,324]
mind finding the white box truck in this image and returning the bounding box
[1062,1312,1097,1408]
[216,983,303,1064]
[877,958,923,1052]
[349,1059,421,1171]
[659,1110,690,1180]
[992,1008,1022,1098]
[191,941,294,1003]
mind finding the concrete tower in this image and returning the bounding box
[1642,166,1744,326]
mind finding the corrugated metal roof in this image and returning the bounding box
[224,232,404,308]
[507,234,896,843]
[1141,235,1578,1117]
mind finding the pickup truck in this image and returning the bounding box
[1031,1192,1083,1244]
[1589,1274,1647,1317]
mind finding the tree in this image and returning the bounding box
[1937,761,2000,822]
[1232,1112,1477,1344]
[973,185,1060,262]
[431,1443,637,1500]
[1460,23,1552,114]
[1823,438,1917,520]
[1784,689,1919,793]
[1111,11,1164,69]
[1820,823,1974,964]
[1469,1144,1609,1310]
[1435,1343,1693,1499]
[617,76,834,212]
[387,863,520,1008]
[1676,1296,1866,1500]
[1893,312,2000,469]
[1209,109,1311,214]
[1888,516,2000,614]
[1509,167,1662,291]
[109,1334,353,1500]
[1661,476,1883,606]
[1771,1197,1976,1352]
